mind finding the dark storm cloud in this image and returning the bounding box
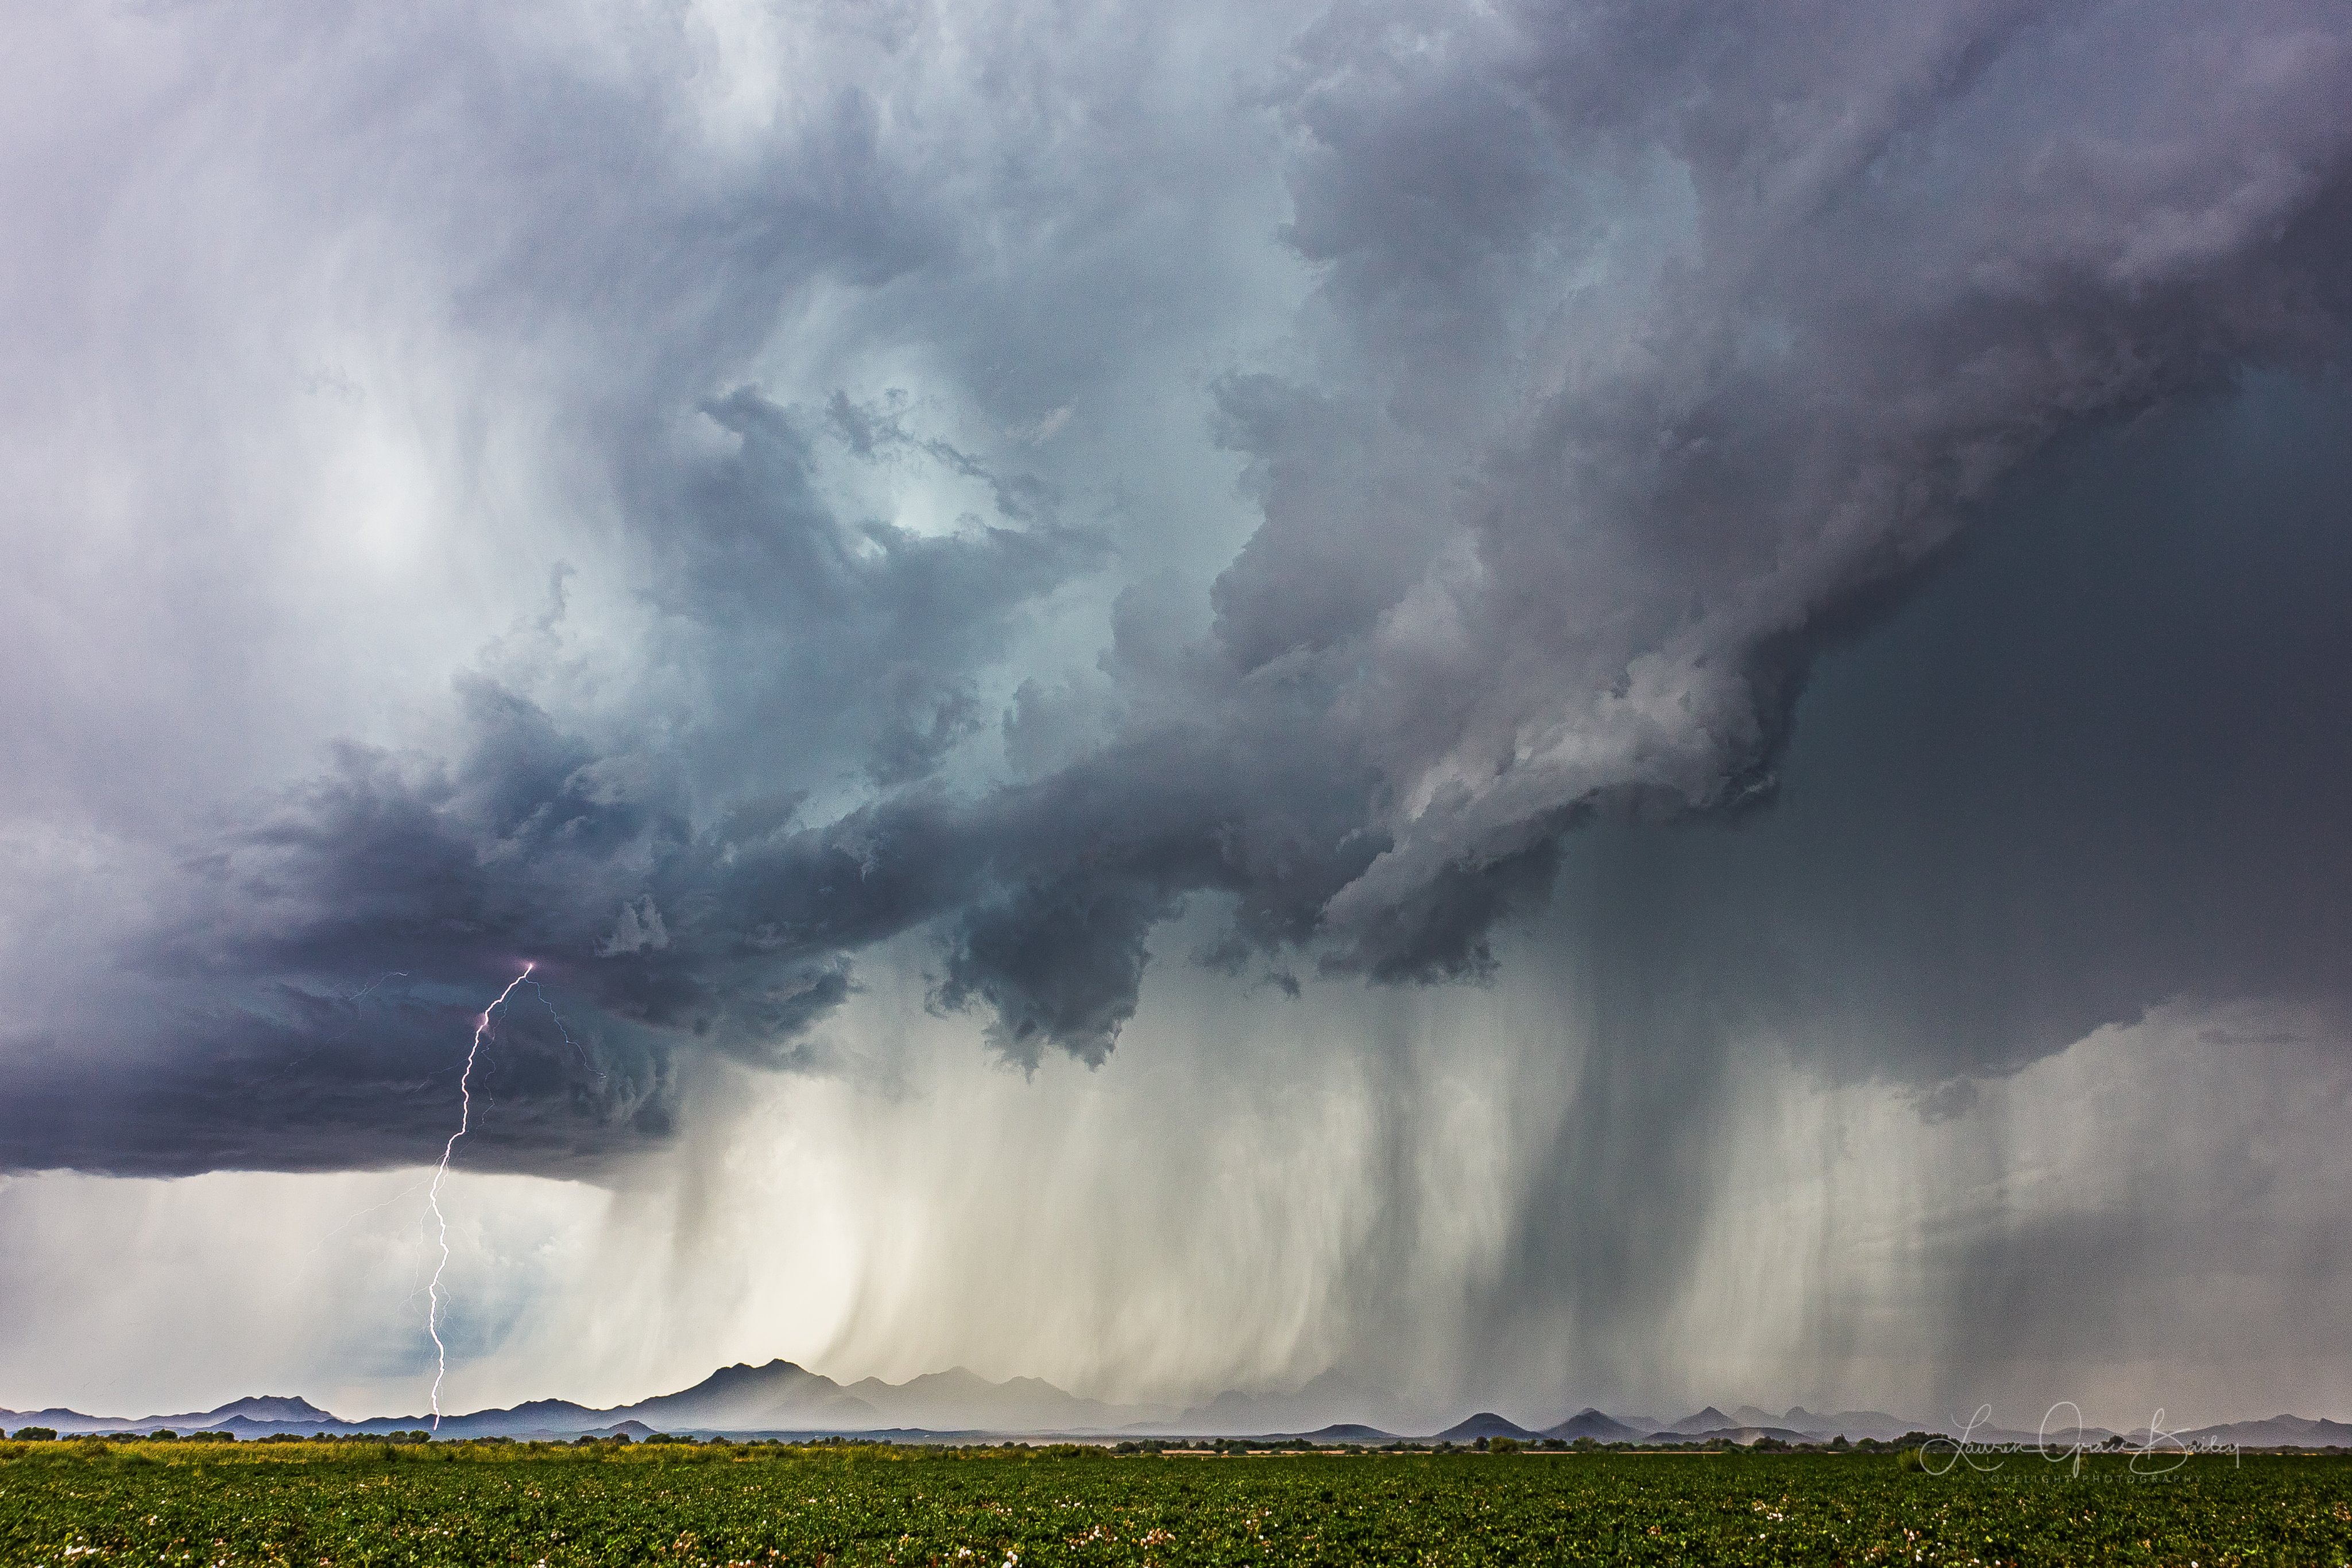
[1221,0,2352,970]
[0,982,676,1180]
[6,0,2352,1175]
[1598,380,2352,1082]
[1441,380,2352,1393]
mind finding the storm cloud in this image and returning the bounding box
[4,0,2351,1194]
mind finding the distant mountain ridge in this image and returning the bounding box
[1667,1406,1735,1434]
[9,1372,2351,1449]
[0,1361,1177,1442]
[1148,1369,1403,1437]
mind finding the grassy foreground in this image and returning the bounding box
[3,1438,2350,1566]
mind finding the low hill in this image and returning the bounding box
[1282,1423,1397,1444]
[1431,1412,1541,1443]
[1544,1408,1643,1442]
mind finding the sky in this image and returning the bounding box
[2,0,2350,1433]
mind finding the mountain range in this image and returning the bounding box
[9,1364,2349,1449]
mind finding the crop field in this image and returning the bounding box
[4,1439,2350,1567]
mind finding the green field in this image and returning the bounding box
[4,1439,2349,1566]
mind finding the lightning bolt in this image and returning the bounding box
[423,962,534,1428]
[347,970,409,1005]
[525,973,605,1084]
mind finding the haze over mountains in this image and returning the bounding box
[9,1362,2350,1450]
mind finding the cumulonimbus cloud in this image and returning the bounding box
[3,0,2349,1175]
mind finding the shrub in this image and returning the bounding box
[11,1427,57,1442]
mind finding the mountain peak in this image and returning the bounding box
[1542,1408,1641,1442]
[690,1360,811,1389]
[904,1367,992,1391]
[207,1396,332,1422]
[1433,1412,1539,1442]
[1669,1406,1732,1433]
